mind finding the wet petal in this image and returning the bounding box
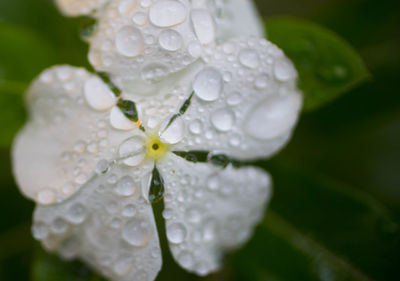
[208,0,265,39]
[12,66,143,204]
[172,37,302,160]
[158,153,271,275]
[56,0,108,16]
[32,163,161,281]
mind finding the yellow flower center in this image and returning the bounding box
[145,135,169,160]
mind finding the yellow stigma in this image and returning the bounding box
[145,135,169,160]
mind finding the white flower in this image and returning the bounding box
[12,1,302,281]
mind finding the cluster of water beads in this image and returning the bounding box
[157,155,271,275]
[32,166,161,281]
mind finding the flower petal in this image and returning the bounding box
[32,163,161,281]
[12,66,143,204]
[56,0,109,16]
[209,0,265,39]
[158,153,271,275]
[171,37,302,160]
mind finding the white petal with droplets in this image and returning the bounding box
[172,37,302,160]
[56,0,108,16]
[158,154,271,275]
[12,66,134,203]
[32,163,160,281]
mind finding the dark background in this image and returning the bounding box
[0,0,399,280]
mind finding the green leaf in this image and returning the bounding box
[265,17,370,111]
[0,81,27,148]
[32,247,107,281]
[234,163,399,281]
[0,23,56,82]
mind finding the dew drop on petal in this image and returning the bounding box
[149,1,187,27]
[122,218,152,247]
[132,12,148,25]
[66,203,87,224]
[113,256,133,276]
[239,49,259,69]
[178,251,194,268]
[119,136,146,166]
[116,176,136,197]
[158,29,183,51]
[167,222,187,244]
[211,108,235,132]
[189,119,202,135]
[32,222,48,240]
[191,9,215,45]
[193,67,223,101]
[122,204,137,217]
[84,77,116,111]
[115,26,144,57]
[95,159,110,174]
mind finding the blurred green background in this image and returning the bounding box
[0,0,399,280]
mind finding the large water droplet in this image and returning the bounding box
[211,108,235,132]
[191,9,215,45]
[167,222,187,244]
[245,94,301,140]
[159,117,185,144]
[115,25,144,57]
[122,218,152,247]
[239,49,259,69]
[119,136,146,166]
[149,1,187,27]
[193,67,223,101]
[66,203,87,224]
[116,176,137,197]
[158,29,183,51]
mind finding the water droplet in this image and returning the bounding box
[119,136,146,166]
[167,222,187,244]
[96,159,110,174]
[149,1,187,27]
[122,204,137,217]
[189,119,202,134]
[84,77,116,111]
[132,12,148,25]
[115,25,144,57]
[178,251,194,268]
[239,49,259,69]
[51,217,68,234]
[159,117,185,144]
[211,108,235,132]
[119,0,137,15]
[67,203,87,224]
[32,222,48,240]
[141,63,168,83]
[113,256,133,276]
[191,9,215,45]
[162,208,173,220]
[110,106,137,130]
[274,58,297,81]
[188,42,202,58]
[193,67,223,101]
[158,29,183,51]
[245,94,301,140]
[116,176,137,197]
[122,218,152,247]
[37,189,57,205]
